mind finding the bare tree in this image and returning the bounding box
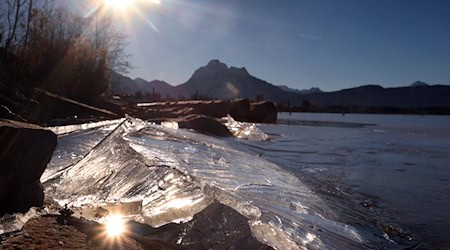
[23,0,32,48]
[4,0,27,51]
[83,12,132,74]
[1,0,131,100]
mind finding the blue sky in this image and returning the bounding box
[75,0,450,91]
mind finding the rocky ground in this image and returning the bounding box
[1,215,180,249]
[1,202,271,250]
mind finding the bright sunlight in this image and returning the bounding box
[104,214,126,237]
[102,0,161,11]
[103,0,132,9]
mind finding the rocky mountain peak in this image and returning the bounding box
[189,60,251,83]
[201,60,249,75]
[410,81,429,87]
[229,66,249,75]
[204,59,228,71]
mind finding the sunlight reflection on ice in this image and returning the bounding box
[161,121,179,130]
[223,115,268,141]
[38,117,366,249]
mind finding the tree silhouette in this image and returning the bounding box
[0,1,130,102]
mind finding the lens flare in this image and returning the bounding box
[104,214,126,237]
[102,0,161,10]
[103,0,133,9]
[85,0,162,32]
[147,0,161,4]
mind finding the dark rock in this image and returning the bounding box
[248,101,278,123]
[128,201,271,250]
[0,120,57,215]
[11,180,44,214]
[134,99,252,123]
[129,99,277,133]
[177,114,233,137]
[188,99,250,121]
[228,99,251,121]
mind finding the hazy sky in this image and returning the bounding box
[75,0,450,91]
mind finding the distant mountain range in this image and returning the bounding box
[111,71,177,98]
[277,85,322,94]
[296,84,450,108]
[111,60,295,100]
[111,60,450,108]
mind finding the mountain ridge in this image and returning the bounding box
[277,85,322,94]
[111,60,450,108]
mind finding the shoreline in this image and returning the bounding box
[1,201,271,250]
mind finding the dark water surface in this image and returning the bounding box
[236,113,450,248]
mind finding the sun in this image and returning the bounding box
[103,0,134,11]
[102,0,161,11]
[104,214,126,237]
[92,0,162,31]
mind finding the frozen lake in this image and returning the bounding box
[246,113,450,248]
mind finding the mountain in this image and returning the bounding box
[134,78,180,99]
[111,71,178,97]
[111,71,137,95]
[277,85,322,94]
[111,61,450,110]
[295,84,450,108]
[175,59,293,100]
[409,81,429,87]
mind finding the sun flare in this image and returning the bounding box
[89,0,162,31]
[104,214,126,237]
[103,0,133,10]
[102,0,161,11]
